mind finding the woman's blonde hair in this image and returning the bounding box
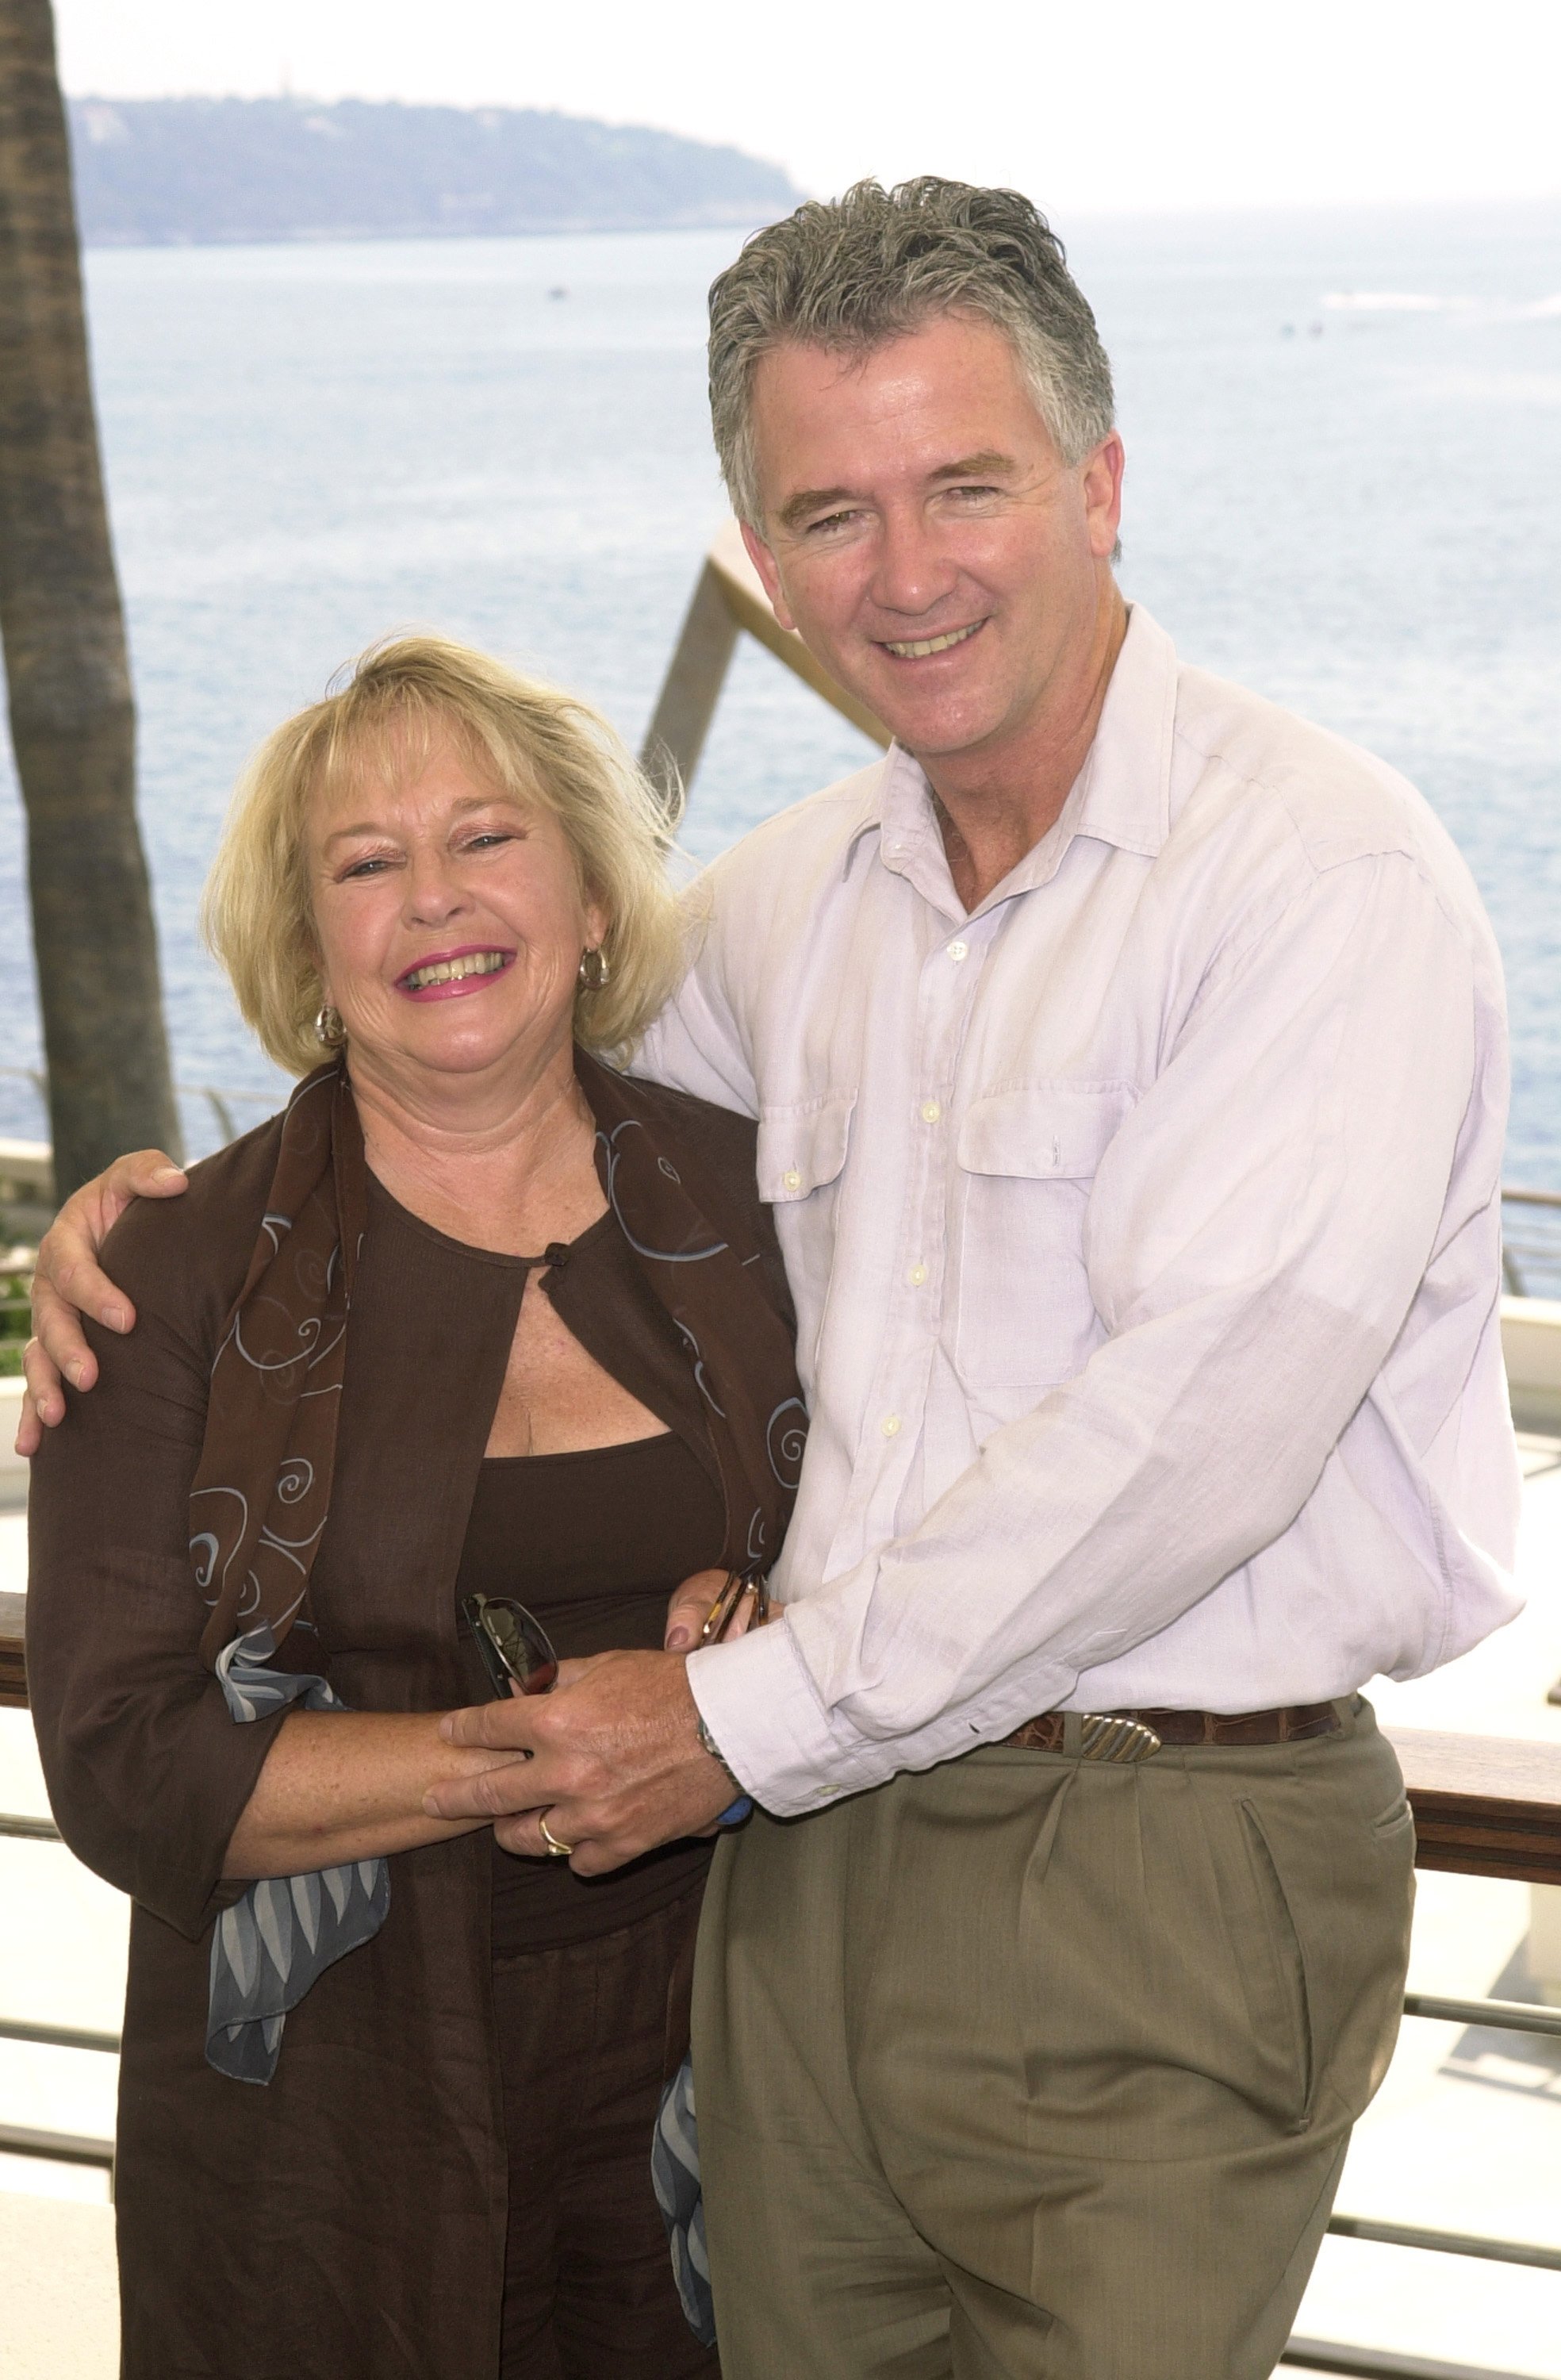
[201,634,687,1076]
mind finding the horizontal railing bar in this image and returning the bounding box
[0,1812,60,1841]
[1283,2338,1542,2380]
[1502,1185,1561,1209]
[1326,2212,1561,2271]
[0,2013,119,2054]
[1402,1989,1561,2038]
[0,1975,1539,2059]
[4,1990,1551,2060]
[0,2119,113,2171]
[0,1063,273,1107]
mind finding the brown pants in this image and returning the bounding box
[496,1882,719,2380]
[694,1698,1414,2380]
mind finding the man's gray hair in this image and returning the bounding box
[708,176,1116,532]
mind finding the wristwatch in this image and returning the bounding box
[696,1712,753,1827]
[696,1710,738,1783]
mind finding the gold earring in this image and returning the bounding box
[577,947,610,992]
[314,1004,346,1049]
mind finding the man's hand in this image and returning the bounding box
[424,1649,736,1875]
[17,1150,187,1453]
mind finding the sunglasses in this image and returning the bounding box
[463,1582,760,1834]
[462,1594,560,1701]
[699,1562,771,1647]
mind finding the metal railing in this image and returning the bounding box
[5,1794,1561,2356]
[1502,1185,1561,1301]
[0,2121,115,2175]
[0,1812,120,2063]
[1281,2348,1545,2380]
[1291,1964,1561,2368]
[0,1810,60,1843]
[0,1808,117,2177]
[0,1064,278,1182]
[0,2013,120,2056]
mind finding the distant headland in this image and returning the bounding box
[67,96,803,247]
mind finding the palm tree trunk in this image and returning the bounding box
[0,0,180,1196]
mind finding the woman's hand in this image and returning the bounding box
[662,1566,770,1654]
[428,1649,736,1873]
[223,1707,531,1879]
[17,1150,188,1451]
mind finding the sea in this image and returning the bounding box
[0,198,1557,1184]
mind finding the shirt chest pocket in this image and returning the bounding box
[953,1084,1132,1392]
[757,1095,855,1365]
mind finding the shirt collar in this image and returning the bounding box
[846,604,1179,917]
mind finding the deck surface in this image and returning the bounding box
[0,2190,117,2377]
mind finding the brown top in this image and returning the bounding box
[457,1429,725,1954]
[25,1067,794,2380]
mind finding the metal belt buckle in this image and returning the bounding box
[1078,1713,1162,1764]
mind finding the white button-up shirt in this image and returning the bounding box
[640,606,1522,1818]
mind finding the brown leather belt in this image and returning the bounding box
[1002,1702,1342,1764]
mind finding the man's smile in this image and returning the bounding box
[876,620,987,661]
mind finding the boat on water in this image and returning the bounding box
[2,539,1560,2378]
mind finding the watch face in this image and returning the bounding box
[461,1595,558,1699]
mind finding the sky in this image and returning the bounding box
[52,0,1561,220]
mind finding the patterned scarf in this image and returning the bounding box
[192,1054,804,2082]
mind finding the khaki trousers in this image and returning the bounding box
[692,1699,1414,2380]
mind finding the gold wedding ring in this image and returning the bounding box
[539,1813,573,1859]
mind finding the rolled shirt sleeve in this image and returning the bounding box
[688,850,1491,1814]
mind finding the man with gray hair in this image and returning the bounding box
[30,179,1519,2375]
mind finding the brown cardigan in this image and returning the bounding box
[25,1066,792,2380]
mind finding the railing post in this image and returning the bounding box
[639,520,889,810]
[639,558,740,808]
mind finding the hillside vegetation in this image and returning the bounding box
[67,96,800,246]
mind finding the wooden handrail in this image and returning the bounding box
[1383,1726,1561,1885]
[0,1590,23,1708]
[3,1599,1560,1883]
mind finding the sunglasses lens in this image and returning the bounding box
[504,1606,558,1696]
[463,1596,559,1696]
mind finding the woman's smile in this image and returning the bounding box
[395,944,517,1001]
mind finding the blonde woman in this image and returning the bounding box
[26,638,802,2380]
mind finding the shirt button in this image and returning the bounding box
[782,1167,801,1190]
[947,939,968,962]
[907,1261,927,1287]
[920,1099,942,1125]
[880,1413,902,1438]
